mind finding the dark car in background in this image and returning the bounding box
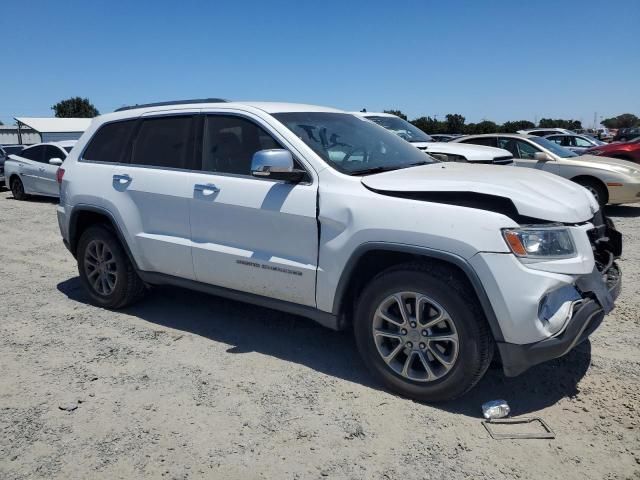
[1,145,27,184]
[613,127,640,143]
[586,137,640,164]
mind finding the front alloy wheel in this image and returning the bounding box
[83,239,118,296]
[373,292,459,382]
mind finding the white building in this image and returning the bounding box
[10,117,93,144]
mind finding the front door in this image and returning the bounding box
[498,137,553,171]
[189,113,318,306]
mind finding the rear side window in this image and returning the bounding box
[83,120,137,163]
[19,145,45,162]
[131,116,194,169]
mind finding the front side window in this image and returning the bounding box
[530,137,578,158]
[202,115,281,175]
[131,116,194,169]
[364,116,433,143]
[84,120,137,163]
[43,145,66,162]
[498,138,540,159]
[574,136,593,147]
[273,112,434,175]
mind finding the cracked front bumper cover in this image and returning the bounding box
[497,262,621,377]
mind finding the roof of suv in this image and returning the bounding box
[459,133,536,139]
[111,101,344,116]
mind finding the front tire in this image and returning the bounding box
[10,177,27,200]
[77,225,145,309]
[575,178,608,206]
[354,264,493,402]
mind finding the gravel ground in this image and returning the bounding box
[0,188,638,480]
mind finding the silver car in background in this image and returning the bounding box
[544,133,607,155]
[4,141,75,200]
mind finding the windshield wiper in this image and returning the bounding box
[349,161,431,176]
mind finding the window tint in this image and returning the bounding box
[460,137,497,147]
[19,145,45,162]
[498,138,540,159]
[574,136,592,147]
[202,115,281,175]
[546,135,564,146]
[84,120,137,163]
[44,145,65,162]
[131,116,194,169]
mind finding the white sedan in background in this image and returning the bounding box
[4,141,75,200]
[353,112,515,165]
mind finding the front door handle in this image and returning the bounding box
[113,174,132,184]
[194,183,220,194]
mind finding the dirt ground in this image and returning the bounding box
[0,188,638,480]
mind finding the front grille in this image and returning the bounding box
[587,211,622,273]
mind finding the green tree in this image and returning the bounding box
[601,113,639,129]
[466,120,498,135]
[411,116,444,134]
[445,114,465,134]
[51,97,99,118]
[501,120,535,133]
[383,110,408,120]
[538,118,582,130]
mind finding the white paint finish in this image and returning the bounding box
[454,134,640,204]
[189,173,318,306]
[360,162,597,223]
[469,252,581,344]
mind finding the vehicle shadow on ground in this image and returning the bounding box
[57,277,591,418]
[3,194,58,204]
[605,204,640,218]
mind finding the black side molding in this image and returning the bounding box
[332,242,505,342]
[138,271,340,331]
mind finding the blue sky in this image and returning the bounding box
[1,0,638,126]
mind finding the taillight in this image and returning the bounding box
[56,168,65,184]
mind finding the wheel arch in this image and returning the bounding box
[570,175,609,204]
[332,242,504,342]
[68,206,139,269]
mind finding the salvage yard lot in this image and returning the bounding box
[0,188,638,479]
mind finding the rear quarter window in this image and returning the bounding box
[83,120,137,163]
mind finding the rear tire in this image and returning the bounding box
[77,225,145,309]
[354,263,493,402]
[575,178,608,206]
[10,177,27,200]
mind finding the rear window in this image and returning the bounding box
[131,116,194,169]
[83,120,137,163]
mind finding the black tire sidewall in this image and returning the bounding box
[354,269,487,402]
[576,179,607,206]
[11,178,25,200]
[77,226,132,308]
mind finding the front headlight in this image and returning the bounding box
[502,226,576,258]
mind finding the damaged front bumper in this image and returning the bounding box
[497,262,621,376]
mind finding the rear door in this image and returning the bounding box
[188,112,319,306]
[13,145,45,193]
[108,111,199,280]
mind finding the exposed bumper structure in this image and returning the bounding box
[497,263,621,376]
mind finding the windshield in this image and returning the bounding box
[530,137,578,158]
[273,112,436,174]
[364,116,433,143]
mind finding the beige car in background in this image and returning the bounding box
[454,133,640,206]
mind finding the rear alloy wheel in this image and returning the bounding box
[77,225,145,308]
[10,177,27,200]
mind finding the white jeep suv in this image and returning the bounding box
[56,99,622,402]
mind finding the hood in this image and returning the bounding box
[361,162,598,223]
[571,154,640,174]
[410,142,512,162]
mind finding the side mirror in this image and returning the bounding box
[49,157,63,166]
[251,149,305,182]
[534,152,552,162]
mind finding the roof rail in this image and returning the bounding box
[115,98,228,112]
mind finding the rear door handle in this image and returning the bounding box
[113,174,132,184]
[194,183,220,194]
